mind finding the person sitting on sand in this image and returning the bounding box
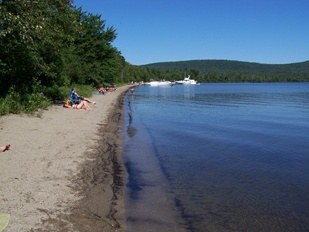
[71,88,96,105]
[0,144,10,152]
[110,83,117,91]
[63,100,91,110]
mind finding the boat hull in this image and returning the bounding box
[145,81,173,86]
[175,75,197,85]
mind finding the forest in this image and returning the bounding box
[142,60,309,83]
[0,0,308,115]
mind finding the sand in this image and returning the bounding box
[0,85,132,232]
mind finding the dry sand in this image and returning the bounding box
[0,85,132,231]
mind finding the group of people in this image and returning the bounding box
[63,88,96,110]
[96,83,117,95]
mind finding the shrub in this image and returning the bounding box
[0,87,51,116]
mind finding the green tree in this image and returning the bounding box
[0,0,77,96]
[64,9,121,85]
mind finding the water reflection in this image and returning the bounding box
[124,83,309,232]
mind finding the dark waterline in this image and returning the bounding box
[123,83,309,232]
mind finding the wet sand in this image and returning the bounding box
[123,96,187,232]
[0,85,132,231]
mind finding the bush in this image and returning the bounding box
[44,86,68,100]
[23,93,50,115]
[0,87,51,116]
[0,87,22,115]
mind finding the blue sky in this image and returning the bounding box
[73,0,309,65]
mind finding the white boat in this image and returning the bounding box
[145,80,173,86]
[175,75,197,85]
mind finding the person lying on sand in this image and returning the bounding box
[0,144,10,152]
[63,100,91,110]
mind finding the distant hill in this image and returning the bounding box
[141,60,309,75]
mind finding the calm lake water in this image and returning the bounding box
[123,83,309,232]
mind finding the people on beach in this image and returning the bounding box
[63,100,91,110]
[0,144,10,152]
[98,86,106,94]
[110,83,117,91]
[130,88,134,95]
[71,88,96,105]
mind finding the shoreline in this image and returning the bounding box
[65,87,128,231]
[0,85,132,231]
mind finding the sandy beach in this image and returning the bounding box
[0,85,132,231]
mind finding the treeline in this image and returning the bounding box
[0,0,147,105]
[142,60,309,83]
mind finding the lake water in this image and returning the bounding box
[122,83,309,232]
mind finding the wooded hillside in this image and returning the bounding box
[142,60,309,74]
[142,60,309,82]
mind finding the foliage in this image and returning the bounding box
[0,86,50,115]
[61,9,121,85]
[0,0,78,95]
[141,60,309,83]
[0,0,128,115]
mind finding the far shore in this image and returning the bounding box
[0,85,133,231]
